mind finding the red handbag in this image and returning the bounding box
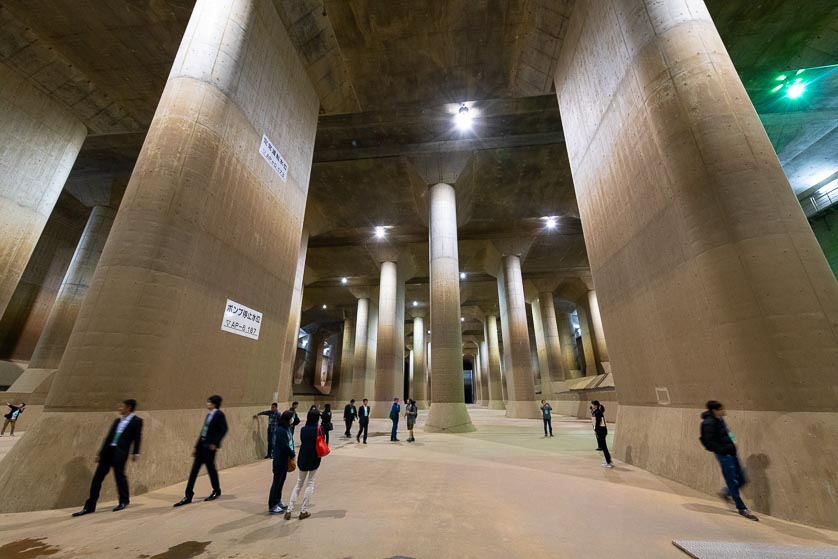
[316,425,330,458]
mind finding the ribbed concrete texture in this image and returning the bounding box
[278,230,309,405]
[426,183,474,432]
[412,315,427,408]
[554,0,838,529]
[556,302,582,379]
[352,297,370,398]
[574,295,600,376]
[485,315,505,410]
[0,63,87,319]
[529,298,552,398]
[499,255,539,418]
[586,290,609,368]
[10,206,117,395]
[0,0,320,512]
[334,315,355,402]
[372,261,398,416]
[539,293,567,384]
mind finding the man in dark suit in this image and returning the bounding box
[356,398,371,444]
[174,394,228,506]
[72,399,143,516]
[343,399,357,437]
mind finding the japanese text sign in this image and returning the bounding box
[259,134,288,182]
[221,299,262,340]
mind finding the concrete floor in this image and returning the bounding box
[1,408,836,559]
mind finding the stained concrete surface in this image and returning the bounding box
[1,408,835,559]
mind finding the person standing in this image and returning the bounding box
[255,402,280,459]
[284,409,322,520]
[289,401,301,439]
[700,400,758,521]
[72,400,143,516]
[343,399,357,437]
[174,395,228,506]
[321,403,333,445]
[389,397,401,442]
[405,399,418,442]
[268,410,295,514]
[591,400,613,468]
[1,402,25,436]
[540,400,553,437]
[356,398,370,444]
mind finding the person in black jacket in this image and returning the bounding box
[284,409,322,520]
[356,398,371,444]
[343,399,357,437]
[72,399,143,516]
[174,395,228,506]
[321,403,333,444]
[700,400,758,521]
[591,400,613,468]
[254,402,280,459]
[289,401,301,438]
[269,411,296,514]
[1,401,25,436]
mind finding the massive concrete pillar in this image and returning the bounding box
[278,231,309,405]
[555,0,838,528]
[352,297,370,399]
[484,315,505,410]
[586,290,609,372]
[474,348,486,405]
[556,308,580,379]
[529,300,552,397]
[0,63,87,319]
[425,183,474,432]
[574,298,599,376]
[333,314,355,401]
[0,0,320,512]
[498,256,539,418]
[10,206,117,394]
[478,339,490,406]
[412,315,427,408]
[372,261,399,416]
[539,293,567,385]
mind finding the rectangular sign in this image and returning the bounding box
[221,299,262,340]
[259,134,288,182]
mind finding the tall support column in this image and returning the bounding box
[557,309,580,379]
[539,293,567,385]
[278,231,309,404]
[352,297,370,399]
[484,315,505,410]
[0,64,87,319]
[10,206,117,394]
[555,0,838,528]
[407,348,414,399]
[334,314,355,402]
[0,0,320,513]
[575,298,599,376]
[372,261,398,416]
[479,339,490,406]
[586,290,609,372]
[412,315,427,408]
[529,300,552,397]
[498,255,539,418]
[426,183,474,432]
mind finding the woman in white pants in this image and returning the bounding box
[285,409,322,519]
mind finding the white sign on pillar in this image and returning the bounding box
[221,299,262,340]
[259,134,288,182]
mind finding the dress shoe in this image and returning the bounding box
[112,503,128,512]
[299,511,310,520]
[72,508,93,517]
[173,497,192,507]
[205,491,221,501]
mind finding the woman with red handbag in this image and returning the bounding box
[285,409,327,519]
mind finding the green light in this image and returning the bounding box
[796,68,805,75]
[775,74,787,81]
[787,82,806,99]
[771,84,784,93]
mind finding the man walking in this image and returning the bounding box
[343,399,357,437]
[540,400,553,437]
[289,401,301,438]
[72,400,143,516]
[174,395,228,506]
[255,402,280,459]
[389,397,401,442]
[700,400,758,521]
[356,398,371,444]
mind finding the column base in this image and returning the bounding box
[0,406,269,513]
[616,405,838,530]
[413,400,428,410]
[488,400,506,410]
[424,402,476,433]
[504,400,541,419]
[369,400,396,418]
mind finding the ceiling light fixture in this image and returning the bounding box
[322,304,327,309]
[341,277,348,285]
[455,104,472,131]
[374,226,386,238]
[545,217,557,229]
[412,301,418,307]
[461,317,465,322]
[787,81,806,99]
[460,272,467,280]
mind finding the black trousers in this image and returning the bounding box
[543,417,553,435]
[322,424,330,444]
[85,447,129,510]
[268,461,288,510]
[344,419,353,437]
[266,427,276,458]
[356,422,369,442]
[184,443,220,497]
[595,428,612,464]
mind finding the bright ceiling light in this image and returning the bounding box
[787,82,806,99]
[341,277,348,285]
[322,304,327,309]
[545,217,557,229]
[460,272,466,279]
[461,317,465,322]
[412,301,418,307]
[374,226,386,238]
[455,104,472,131]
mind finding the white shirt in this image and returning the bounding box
[111,413,135,446]
[205,408,217,424]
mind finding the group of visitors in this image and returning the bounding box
[341,397,419,443]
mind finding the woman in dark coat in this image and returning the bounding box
[269,411,295,514]
[285,409,322,520]
[321,403,333,444]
